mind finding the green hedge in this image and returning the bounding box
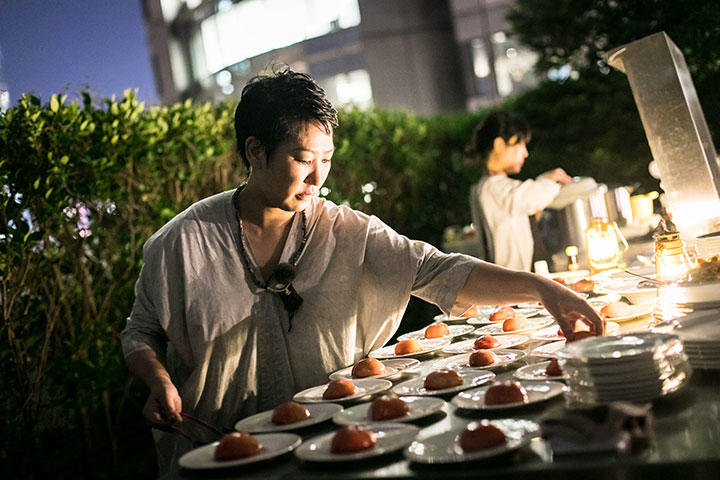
[1,83,658,477]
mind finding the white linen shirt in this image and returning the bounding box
[475,175,561,271]
[121,189,479,472]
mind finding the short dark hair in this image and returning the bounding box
[234,67,339,168]
[466,111,531,164]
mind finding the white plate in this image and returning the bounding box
[234,403,343,433]
[294,423,420,462]
[466,308,541,325]
[451,380,566,410]
[333,396,446,425]
[391,370,495,397]
[397,324,476,342]
[530,340,566,358]
[433,307,495,324]
[441,334,529,355]
[601,304,654,323]
[473,316,554,336]
[404,418,540,464]
[434,350,526,371]
[556,332,679,362]
[293,378,392,404]
[178,432,301,469]
[514,361,564,381]
[369,338,451,360]
[531,322,620,342]
[329,358,420,381]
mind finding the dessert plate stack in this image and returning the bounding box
[661,309,720,370]
[556,332,692,405]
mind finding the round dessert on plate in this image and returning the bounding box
[458,422,506,452]
[329,357,420,381]
[333,396,446,426]
[271,401,311,425]
[323,379,357,400]
[442,334,529,355]
[235,402,343,433]
[368,395,410,421]
[404,419,540,464]
[179,433,302,469]
[424,369,463,390]
[395,339,423,355]
[474,335,501,349]
[469,350,496,367]
[369,338,450,360]
[391,370,495,397]
[451,380,566,410]
[213,432,263,461]
[295,423,420,462]
[502,316,529,332]
[293,378,392,404]
[514,360,565,381]
[330,425,376,454]
[352,358,385,378]
[437,349,526,371]
[397,324,476,342]
[484,381,529,406]
[425,322,450,338]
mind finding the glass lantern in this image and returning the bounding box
[585,217,628,274]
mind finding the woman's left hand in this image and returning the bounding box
[537,279,605,341]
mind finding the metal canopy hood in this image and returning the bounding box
[605,32,720,241]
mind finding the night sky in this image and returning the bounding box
[0,0,158,106]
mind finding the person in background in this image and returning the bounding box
[468,111,572,271]
[121,70,603,474]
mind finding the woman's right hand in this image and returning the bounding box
[143,380,182,430]
[541,168,572,184]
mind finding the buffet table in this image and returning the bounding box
[164,312,720,480]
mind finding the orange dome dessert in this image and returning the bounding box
[474,335,501,349]
[460,305,482,317]
[395,339,422,355]
[271,401,311,425]
[469,350,496,367]
[213,432,263,461]
[545,358,563,377]
[459,423,507,452]
[351,357,385,378]
[490,306,515,323]
[484,381,528,405]
[424,369,463,390]
[330,425,376,454]
[600,301,633,318]
[425,322,450,339]
[572,278,594,293]
[322,379,356,400]
[502,316,528,332]
[552,277,567,286]
[369,395,409,421]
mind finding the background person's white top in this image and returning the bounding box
[476,175,561,271]
[121,189,479,473]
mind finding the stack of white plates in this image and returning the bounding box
[660,309,720,370]
[695,230,720,260]
[556,332,691,406]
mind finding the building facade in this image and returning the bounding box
[141,0,537,114]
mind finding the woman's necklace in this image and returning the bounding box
[232,186,308,330]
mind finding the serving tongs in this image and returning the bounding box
[167,412,228,446]
[622,270,662,288]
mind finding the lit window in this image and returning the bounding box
[322,69,372,109]
[160,0,182,21]
[169,39,190,91]
[198,0,360,74]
